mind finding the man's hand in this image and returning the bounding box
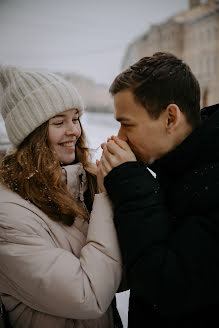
[96,136,136,190]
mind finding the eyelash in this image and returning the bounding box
[53,118,79,125]
[122,123,131,127]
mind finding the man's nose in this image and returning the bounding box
[117,127,128,141]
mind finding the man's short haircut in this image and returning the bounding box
[109,52,201,128]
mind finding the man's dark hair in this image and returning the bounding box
[109,52,201,128]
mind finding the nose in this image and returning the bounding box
[65,122,80,137]
[117,127,128,141]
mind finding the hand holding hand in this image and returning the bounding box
[97,136,136,186]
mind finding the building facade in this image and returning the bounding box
[121,0,219,107]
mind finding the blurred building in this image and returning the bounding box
[121,0,219,107]
[63,73,113,113]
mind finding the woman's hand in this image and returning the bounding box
[96,136,136,188]
[96,159,106,193]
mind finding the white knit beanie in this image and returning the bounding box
[0,65,84,147]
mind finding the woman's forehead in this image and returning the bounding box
[52,108,79,118]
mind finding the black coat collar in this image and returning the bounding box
[150,104,219,178]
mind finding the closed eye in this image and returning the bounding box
[53,121,63,125]
[121,123,132,127]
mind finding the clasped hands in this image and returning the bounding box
[96,136,136,193]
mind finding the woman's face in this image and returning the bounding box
[48,108,81,164]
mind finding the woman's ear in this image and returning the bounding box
[165,104,181,133]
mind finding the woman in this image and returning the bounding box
[0,66,122,327]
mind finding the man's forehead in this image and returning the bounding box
[114,104,141,121]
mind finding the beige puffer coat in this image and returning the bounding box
[0,163,122,328]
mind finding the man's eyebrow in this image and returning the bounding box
[116,117,131,122]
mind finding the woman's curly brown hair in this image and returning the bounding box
[0,120,97,226]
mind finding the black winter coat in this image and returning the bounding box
[105,104,219,328]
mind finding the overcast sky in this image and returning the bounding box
[0,0,189,85]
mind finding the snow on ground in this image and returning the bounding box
[0,115,10,151]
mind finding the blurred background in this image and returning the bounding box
[1,0,218,160]
[0,0,219,326]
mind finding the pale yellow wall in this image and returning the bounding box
[122,1,219,107]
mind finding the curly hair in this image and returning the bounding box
[0,120,97,226]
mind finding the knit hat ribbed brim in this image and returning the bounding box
[0,66,84,147]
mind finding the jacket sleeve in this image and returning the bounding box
[104,161,219,316]
[0,193,122,319]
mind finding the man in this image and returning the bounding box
[97,52,219,327]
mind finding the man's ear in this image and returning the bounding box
[165,104,181,133]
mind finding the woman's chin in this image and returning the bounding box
[59,155,76,165]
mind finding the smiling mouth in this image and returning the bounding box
[59,141,75,147]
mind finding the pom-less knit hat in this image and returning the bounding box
[0,65,84,147]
